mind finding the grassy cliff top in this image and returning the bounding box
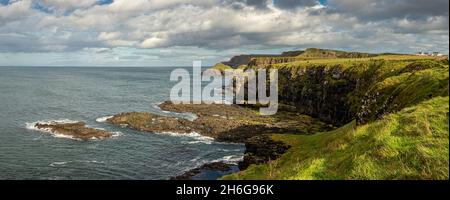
[216,48,448,69]
[296,48,377,58]
[272,54,447,69]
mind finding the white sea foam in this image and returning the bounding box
[83,160,104,164]
[190,154,244,169]
[190,156,202,162]
[211,155,244,164]
[49,161,68,167]
[151,102,164,110]
[111,131,123,138]
[183,140,213,145]
[217,148,244,152]
[49,160,104,167]
[52,133,81,140]
[155,131,214,143]
[25,119,79,131]
[152,102,198,121]
[182,139,245,146]
[87,132,122,140]
[95,115,113,122]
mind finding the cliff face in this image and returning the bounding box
[222,54,302,67]
[251,59,449,126]
[277,65,356,125]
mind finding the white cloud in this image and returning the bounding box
[140,37,167,48]
[98,31,121,40]
[0,0,448,66]
[0,0,34,23]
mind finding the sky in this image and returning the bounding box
[0,0,448,66]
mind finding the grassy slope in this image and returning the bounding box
[223,55,449,180]
[224,96,449,180]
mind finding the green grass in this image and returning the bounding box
[296,48,376,58]
[354,63,449,122]
[223,96,449,180]
[272,55,446,68]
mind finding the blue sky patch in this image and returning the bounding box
[0,0,10,6]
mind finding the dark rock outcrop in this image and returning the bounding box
[34,122,112,140]
[239,135,291,170]
[170,162,235,180]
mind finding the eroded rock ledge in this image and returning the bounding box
[34,122,112,140]
[108,101,331,143]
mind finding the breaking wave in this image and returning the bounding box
[49,160,105,167]
[151,102,198,121]
[155,131,214,144]
[95,115,113,122]
[211,155,244,164]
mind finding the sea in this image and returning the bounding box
[0,66,244,180]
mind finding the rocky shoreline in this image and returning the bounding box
[28,102,304,179]
[104,101,331,179]
[170,162,238,180]
[170,135,290,180]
